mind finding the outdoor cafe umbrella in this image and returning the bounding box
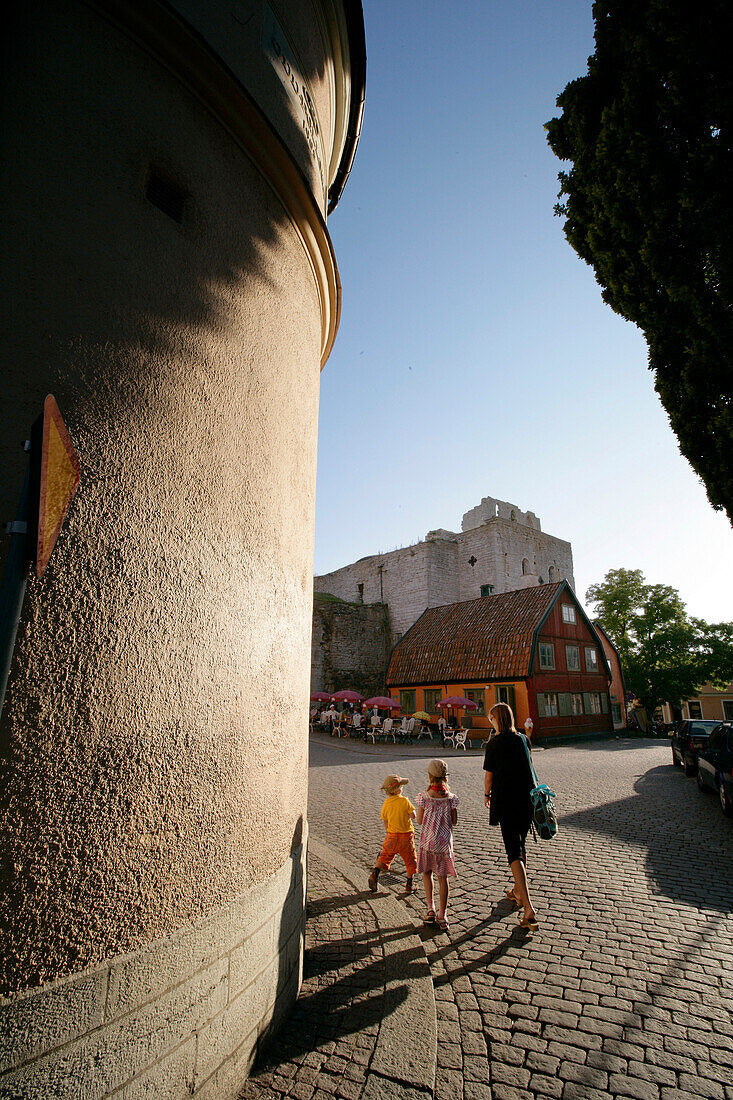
[363,696,400,709]
[412,711,431,721]
[310,692,331,702]
[331,689,365,703]
[436,697,478,709]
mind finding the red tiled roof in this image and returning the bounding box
[386,582,565,686]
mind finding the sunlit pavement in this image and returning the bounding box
[306,736,733,1100]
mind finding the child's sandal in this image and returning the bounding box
[436,916,449,931]
[423,909,436,923]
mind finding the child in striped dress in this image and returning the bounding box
[416,759,459,931]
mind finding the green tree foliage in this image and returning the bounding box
[587,568,733,718]
[546,1,733,521]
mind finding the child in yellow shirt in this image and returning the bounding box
[368,775,417,893]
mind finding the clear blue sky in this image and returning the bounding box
[315,0,733,623]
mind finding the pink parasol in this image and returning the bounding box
[331,689,365,703]
[310,691,331,702]
[437,696,478,709]
[363,696,400,709]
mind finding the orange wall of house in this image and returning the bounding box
[390,682,530,731]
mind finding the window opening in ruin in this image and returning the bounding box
[504,554,509,575]
[357,583,364,602]
[522,558,530,575]
[480,583,494,597]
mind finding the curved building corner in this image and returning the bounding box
[0,1,365,1095]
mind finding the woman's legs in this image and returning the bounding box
[510,858,537,924]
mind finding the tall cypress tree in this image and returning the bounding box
[547,0,732,520]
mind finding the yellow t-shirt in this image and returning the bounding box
[381,794,415,833]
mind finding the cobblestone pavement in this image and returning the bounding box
[240,850,386,1100]
[307,736,733,1100]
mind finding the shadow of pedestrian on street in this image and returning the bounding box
[559,765,733,912]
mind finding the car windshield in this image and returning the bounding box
[690,722,718,736]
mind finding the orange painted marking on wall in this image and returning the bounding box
[36,396,81,577]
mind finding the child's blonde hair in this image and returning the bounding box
[426,758,451,793]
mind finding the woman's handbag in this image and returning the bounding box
[521,734,558,840]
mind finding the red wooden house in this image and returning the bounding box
[386,581,613,740]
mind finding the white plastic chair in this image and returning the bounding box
[367,716,382,744]
[415,723,430,741]
[384,717,396,742]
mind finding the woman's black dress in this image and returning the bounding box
[483,730,534,864]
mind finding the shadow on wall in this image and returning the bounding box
[559,765,733,912]
[0,2,330,995]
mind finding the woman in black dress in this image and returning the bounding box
[483,702,538,929]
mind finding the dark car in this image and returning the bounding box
[671,719,721,775]
[696,723,733,817]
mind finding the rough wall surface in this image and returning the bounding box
[311,595,390,697]
[314,497,575,648]
[0,1,318,994]
[0,838,306,1099]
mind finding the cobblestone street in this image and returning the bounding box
[248,736,733,1100]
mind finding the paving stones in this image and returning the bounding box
[306,738,733,1099]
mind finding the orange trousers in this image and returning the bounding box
[377,831,417,876]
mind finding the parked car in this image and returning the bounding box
[671,719,722,775]
[696,723,733,817]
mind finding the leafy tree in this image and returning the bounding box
[586,568,733,719]
[546,0,733,521]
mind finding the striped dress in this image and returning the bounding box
[416,792,459,877]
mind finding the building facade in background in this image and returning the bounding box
[0,1,365,1094]
[386,582,613,740]
[315,495,575,645]
[661,683,733,724]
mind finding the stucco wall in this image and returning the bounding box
[0,0,362,1092]
[311,595,390,697]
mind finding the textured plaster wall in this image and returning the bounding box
[0,2,321,994]
[310,595,390,697]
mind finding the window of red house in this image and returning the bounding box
[566,644,580,671]
[561,604,576,624]
[584,646,598,672]
[539,642,555,670]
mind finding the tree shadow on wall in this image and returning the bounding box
[559,764,733,912]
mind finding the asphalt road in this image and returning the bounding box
[307,736,733,1100]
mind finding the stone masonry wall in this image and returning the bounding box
[311,596,391,697]
[458,520,575,601]
[0,837,306,1099]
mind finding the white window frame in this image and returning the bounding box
[561,604,576,624]
[722,700,733,720]
[565,644,580,671]
[571,692,583,715]
[584,646,598,672]
[588,693,602,715]
[540,692,559,717]
[688,701,703,719]
[539,642,555,670]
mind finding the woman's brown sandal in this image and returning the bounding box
[423,909,436,923]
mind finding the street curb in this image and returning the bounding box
[309,836,436,1099]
